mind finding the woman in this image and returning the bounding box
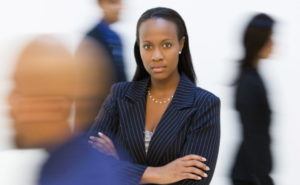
[231,13,276,185]
[89,7,220,185]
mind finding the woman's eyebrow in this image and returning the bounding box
[161,39,174,42]
[142,40,151,43]
[141,38,174,43]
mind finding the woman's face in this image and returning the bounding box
[259,39,274,59]
[138,18,185,81]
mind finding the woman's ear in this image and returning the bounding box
[179,36,186,52]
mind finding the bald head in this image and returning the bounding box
[9,36,112,149]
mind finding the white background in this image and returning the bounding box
[0,0,299,184]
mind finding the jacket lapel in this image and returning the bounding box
[119,78,149,164]
[146,75,197,165]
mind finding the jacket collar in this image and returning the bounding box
[125,74,196,110]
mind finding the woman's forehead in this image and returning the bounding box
[139,18,178,41]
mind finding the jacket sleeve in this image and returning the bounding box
[177,95,221,185]
[87,84,147,184]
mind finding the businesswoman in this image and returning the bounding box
[89,7,220,185]
[230,13,276,185]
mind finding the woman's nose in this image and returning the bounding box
[151,49,163,62]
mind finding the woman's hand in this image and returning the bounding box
[89,132,119,160]
[141,154,210,184]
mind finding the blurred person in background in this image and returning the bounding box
[8,36,144,185]
[231,13,276,185]
[89,7,220,185]
[74,0,126,131]
[74,38,113,132]
[86,0,126,82]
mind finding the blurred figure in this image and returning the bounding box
[86,0,126,83]
[8,36,141,185]
[74,0,125,131]
[9,37,75,149]
[231,13,276,185]
[74,38,113,132]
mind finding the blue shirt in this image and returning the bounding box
[87,20,127,82]
[39,135,146,185]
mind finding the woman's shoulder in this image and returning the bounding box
[111,81,132,89]
[109,81,133,96]
[109,80,147,98]
[193,86,220,107]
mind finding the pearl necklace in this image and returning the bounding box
[147,89,174,104]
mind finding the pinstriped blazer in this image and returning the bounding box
[90,74,221,185]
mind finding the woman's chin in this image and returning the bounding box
[150,73,169,81]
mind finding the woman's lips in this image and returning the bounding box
[151,66,166,73]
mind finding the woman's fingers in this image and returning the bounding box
[89,136,110,148]
[89,138,105,149]
[180,154,210,171]
[148,154,210,184]
[96,133,116,153]
[98,132,114,147]
[184,167,208,178]
[89,136,106,145]
[89,135,120,160]
[181,172,202,180]
[184,160,210,171]
[91,143,106,153]
[182,154,206,162]
[89,136,108,146]
[89,135,118,157]
[89,140,105,152]
[90,133,113,148]
[89,136,111,152]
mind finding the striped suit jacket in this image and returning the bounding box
[90,74,221,185]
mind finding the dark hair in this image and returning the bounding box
[240,13,275,68]
[132,7,196,84]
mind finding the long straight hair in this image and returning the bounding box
[132,7,196,84]
[234,13,275,84]
[240,13,275,68]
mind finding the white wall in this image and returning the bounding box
[0,0,299,184]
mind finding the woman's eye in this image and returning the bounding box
[163,42,172,48]
[143,44,152,50]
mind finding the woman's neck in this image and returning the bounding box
[150,72,180,97]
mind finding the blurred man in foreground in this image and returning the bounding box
[8,36,144,185]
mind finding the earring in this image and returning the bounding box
[179,51,182,54]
